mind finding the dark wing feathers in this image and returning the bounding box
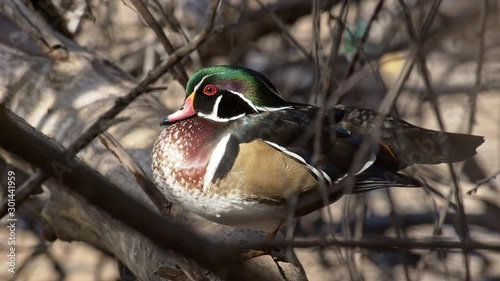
[231,104,483,198]
[336,104,484,169]
[385,125,485,167]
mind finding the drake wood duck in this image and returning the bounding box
[152,66,484,233]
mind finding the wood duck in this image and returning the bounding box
[151,66,484,233]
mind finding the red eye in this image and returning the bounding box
[203,84,217,96]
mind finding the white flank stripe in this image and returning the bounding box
[203,134,231,192]
[334,173,348,184]
[264,141,306,163]
[321,171,333,186]
[264,141,332,186]
[354,152,377,175]
[256,106,292,112]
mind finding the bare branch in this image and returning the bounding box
[0,171,45,215]
[65,0,220,157]
[245,237,500,252]
[344,0,386,78]
[0,105,246,278]
[255,0,313,61]
[0,0,66,58]
[467,0,489,134]
[467,169,500,195]
[398,1,472,278]
[98,132,219,280]
[130,0,190,86]
[0,0,221,218]
[98,132,171,214]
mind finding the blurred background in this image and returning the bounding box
[0,0,499,280]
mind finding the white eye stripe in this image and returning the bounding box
[227,90,292,112]
[228,90,292,112]
[193,72,225,93]
[196,76,290,122]
[254,74,281,97]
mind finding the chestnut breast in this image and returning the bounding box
[152,117,230,190]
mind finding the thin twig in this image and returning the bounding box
[0,105,247,278]
[467,0,488,134]
[292,61,408,215]
[322,1,350,181]
[398,1,471,279]
[98,132,172,214]
[8,243,49,281]
[98,132,217,280]
[385,189,411,281]
[2,0,65,57]
[255,0,313,62]
[466,169,500,195]
[312,0,349,168]
[130,0,189,86]
[403,81,500,95]
[245,237,500,252]
[344,0,386,78]
[151,0,191,43]
[66,0,220,156]
[415,184,442,281]
[343,45,417,187]
[311,0,322,101]
[1,63,47,106]
[0,0,221,219]
[326,4,360,268]
[333,3,438,275]
[0,171,45,216]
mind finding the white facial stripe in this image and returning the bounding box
[203,134,231,192]
[193,72,225,93]
[228,90,259,112]
[264,141,332,186]
[211,95,224,118]
[228,91,292,113]
[254,75,281,97]
[198,95,246,122]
